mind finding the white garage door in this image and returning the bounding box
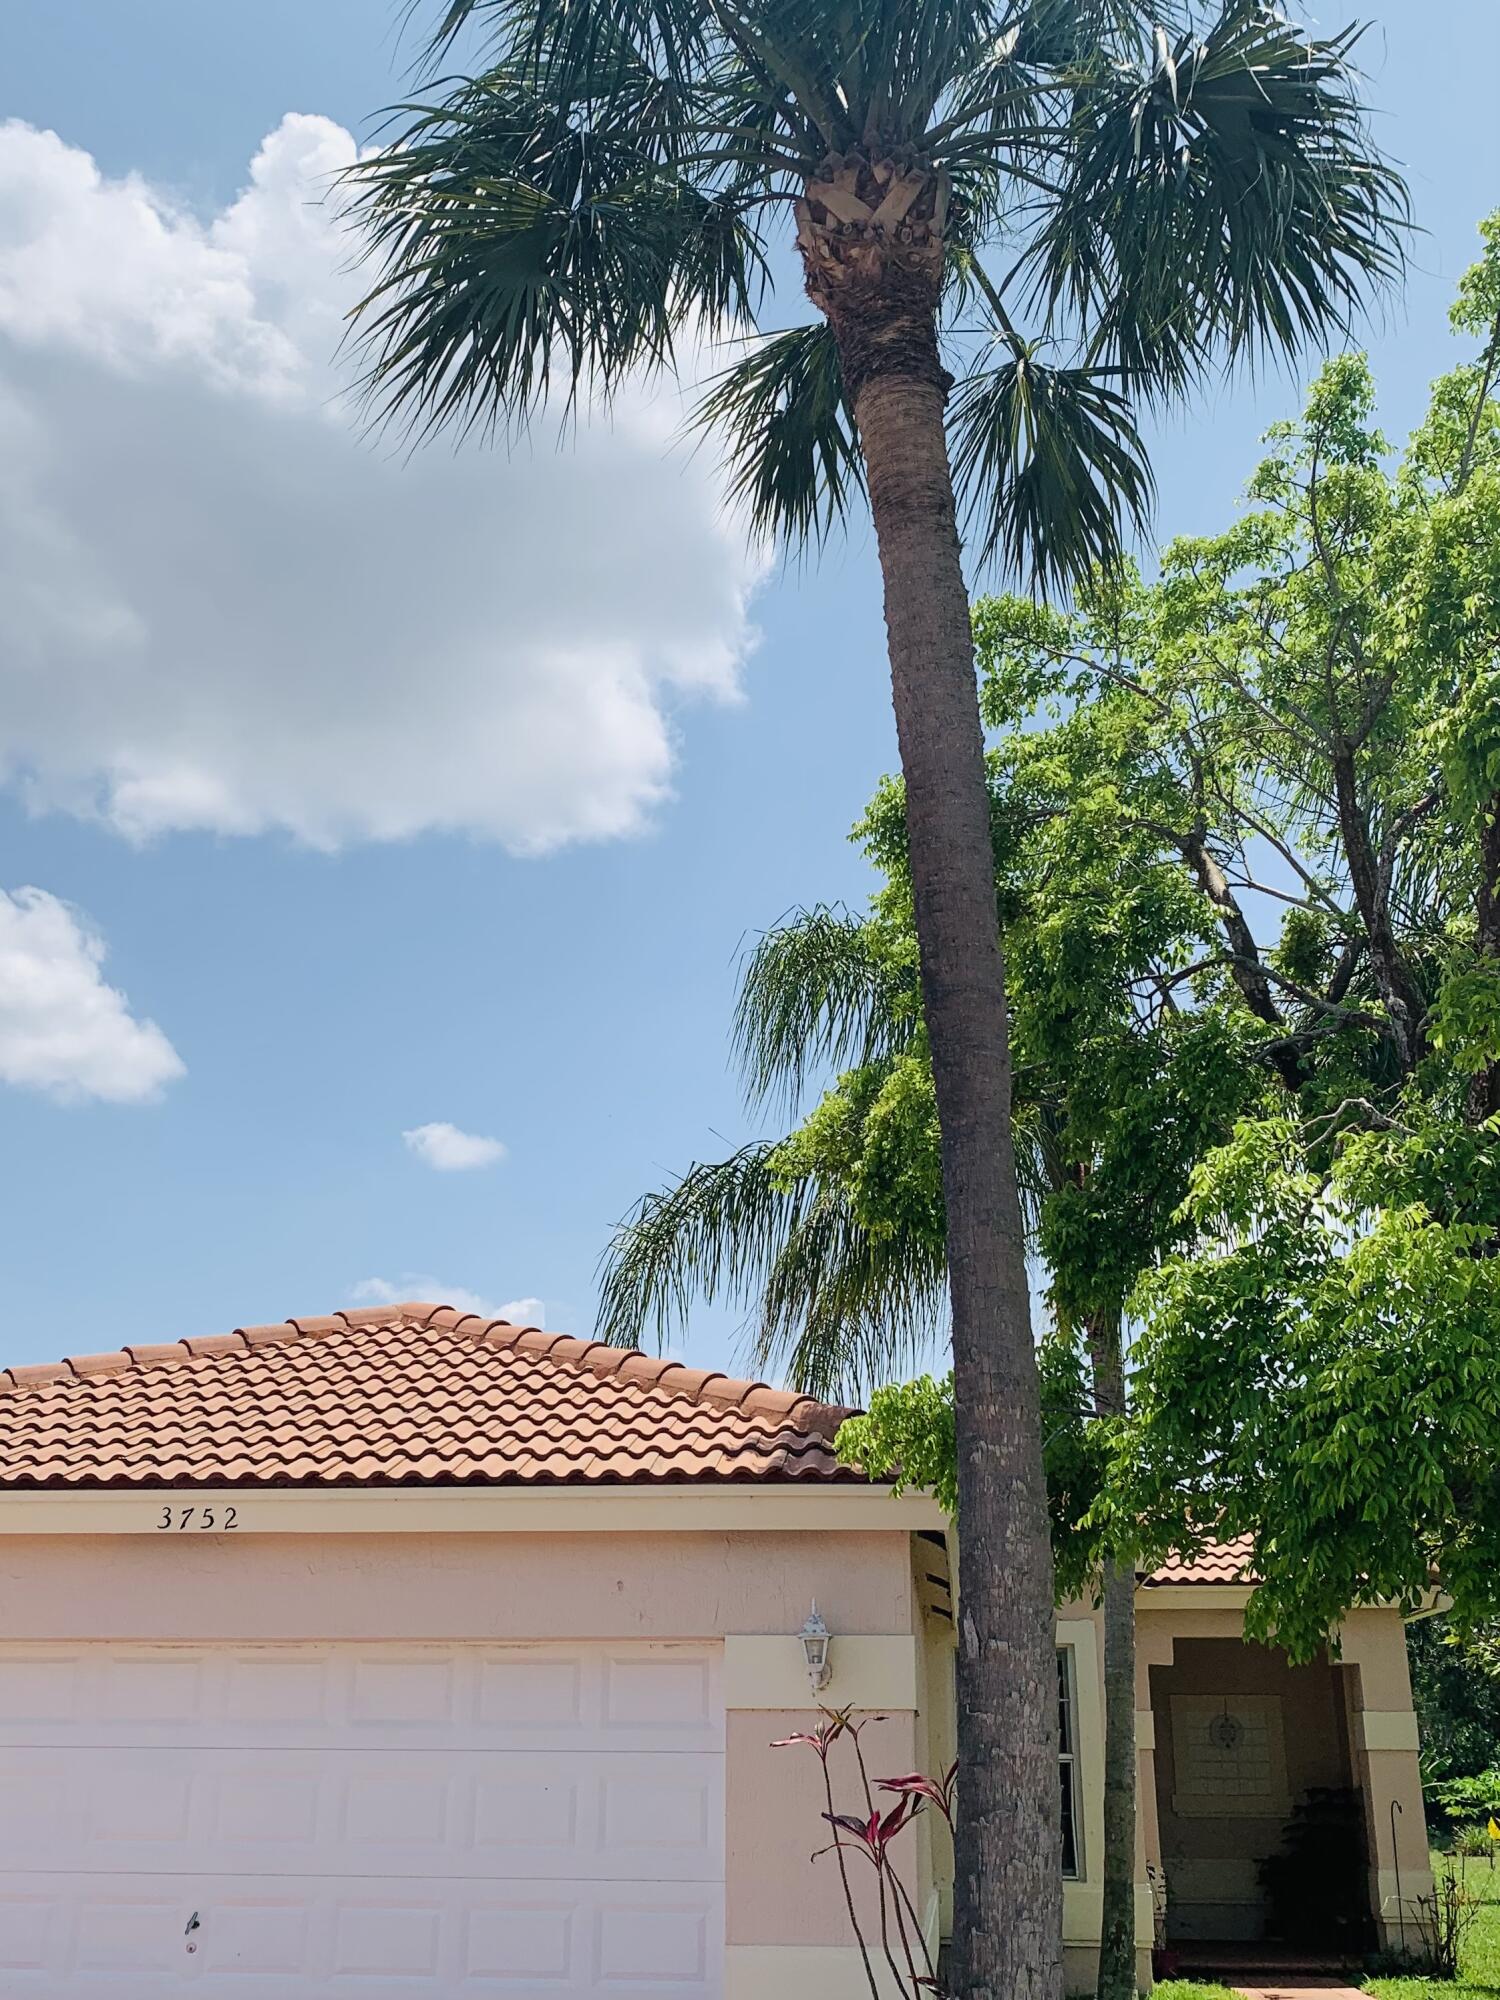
[0,1641,724,1998]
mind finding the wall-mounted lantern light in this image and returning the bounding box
[800,1601,833,1694]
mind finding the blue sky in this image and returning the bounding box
[1,0,1497,1374]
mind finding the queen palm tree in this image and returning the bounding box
[346,3,1404,1987]
[597,902,1146,2000]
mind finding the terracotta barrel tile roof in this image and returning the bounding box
[0,1304,861,1492]
[1142,1533,1256,1586]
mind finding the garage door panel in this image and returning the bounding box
[0,1749,722,1881]
[0,1646,722,1755]
[0,1657,83,1725]
[0,1894,58,1973]
[0,1875,724,1997]
[0,1644,724,1998]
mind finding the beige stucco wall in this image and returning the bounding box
[0,1528,914,1642]
[1339,1607,1434,1944]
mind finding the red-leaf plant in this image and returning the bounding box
[773,1708,956,1998]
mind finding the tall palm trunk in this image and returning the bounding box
[799,156,1061,2000]
[1088,1314,1136,2000]
[842,369,1062,2000]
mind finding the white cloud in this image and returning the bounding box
[495,1296,547,1327]
[0,115,763,853]
[402,1120,506,1171]
[0,886,184,1103]
[352,1276,545,1326]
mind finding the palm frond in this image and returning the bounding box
[346,75,763,435]
[751,1199,948,1401]
[733,905,917,1110]
[1032,0,1408,395]
[693,326,863,546]
[594,1143,808,1351]
[594,1139,946,1399]
[949,342,1154,591]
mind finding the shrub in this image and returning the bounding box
[1428,1768,1500,1829]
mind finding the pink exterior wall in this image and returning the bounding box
[727,1709,920,1945]
[0,1530,913,1642]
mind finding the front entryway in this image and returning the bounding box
[1151,1638,1371,1956]
[0,1640,725,1996]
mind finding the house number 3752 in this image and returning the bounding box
[155,1505,239,1531]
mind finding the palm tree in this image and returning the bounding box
[346,4,1404,1987]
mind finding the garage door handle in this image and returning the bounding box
[185,1911,201,1952]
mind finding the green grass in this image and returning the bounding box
[1364,1849,1500,2000]
[1153,1982,1242,2000]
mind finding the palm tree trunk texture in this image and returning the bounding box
[850,351,1063,2000]
[1096,1557,1138,2000]
[1087,1315,1136,2000]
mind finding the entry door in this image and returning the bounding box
[0,1641,724,1997]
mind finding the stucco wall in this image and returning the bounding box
[0,1528,914,1642]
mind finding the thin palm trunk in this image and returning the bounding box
[849,347,1062,2000]
[1087,1314,1136,2000]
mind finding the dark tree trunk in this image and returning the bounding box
[846,336,1063,2000]
[1468,792,1500,1121]
[1328,743,1426,1067]
[1087,1315,1136,2000]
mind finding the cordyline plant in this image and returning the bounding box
[776,1709,958,1999]
[345,0,1405,1989]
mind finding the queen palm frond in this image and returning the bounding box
[593,1137,945,1398]
[595,1142,808,1350]
[733,904,917,1110]
[751,1196,948,1401]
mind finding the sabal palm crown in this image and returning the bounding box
[351,0,1402,578]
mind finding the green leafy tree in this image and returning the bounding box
[1112,216,1500,1659]
[346,0,1404,1981]
[1407,1617,1500,1790]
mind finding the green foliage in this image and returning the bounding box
[1110,214,1500,1655]
[694,325,861,547]
[948,347,1154,589]
[833,1337,1120,1597]
[1125,1098,1500,1655]
[772,1054,945,1251]
[837,1374,957,1514]
[1428,1770,1500,1831]
[1431,966,1500,1076]
[1409,1617,1500,1790]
